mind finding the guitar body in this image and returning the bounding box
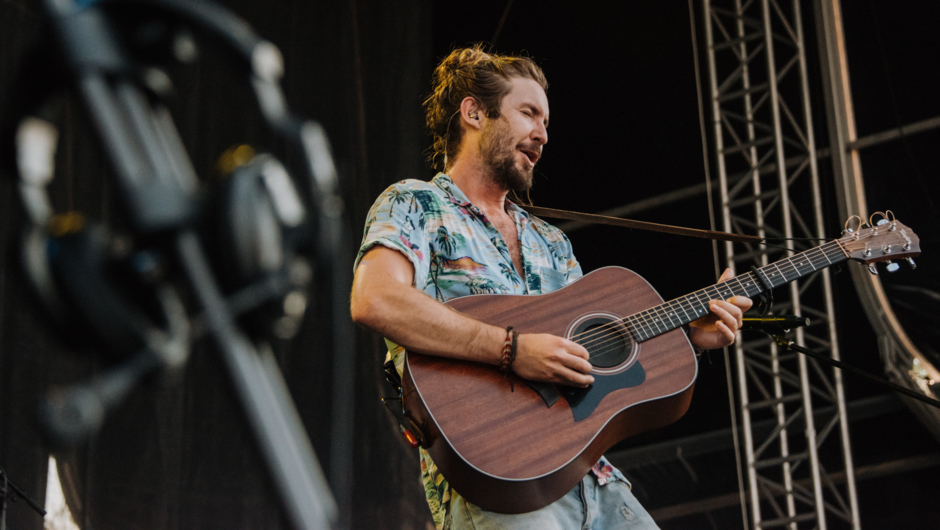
[403,266,698,514]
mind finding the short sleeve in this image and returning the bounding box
[354,182,431,289]
[527,214,584,286]
[558,231,583,283]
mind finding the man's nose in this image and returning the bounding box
[533,122,548,146]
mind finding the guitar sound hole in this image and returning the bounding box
[572,317,632,369]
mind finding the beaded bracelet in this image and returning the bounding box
[499,326,514,373]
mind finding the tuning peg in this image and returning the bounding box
[868,264,879,275]
[906,257,917,270]
[885,260,900,272]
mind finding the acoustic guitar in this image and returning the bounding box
[402,215,920,514]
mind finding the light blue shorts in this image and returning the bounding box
[448,475,660,530]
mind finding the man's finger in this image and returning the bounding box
[559,367,594,387]
[565,340,591,361]
[561,351,594,375]
[714,321,735,344]
[719,300,743,327]
[712,300,743,329]
[721,304,744,333]
[728,295,754,312]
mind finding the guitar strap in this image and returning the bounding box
[522,205,762,244]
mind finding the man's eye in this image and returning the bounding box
[522,110,532,117]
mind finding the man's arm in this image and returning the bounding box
[350,246,595,387]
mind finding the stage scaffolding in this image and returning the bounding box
[814,0,940,450]
[701,0,859,528]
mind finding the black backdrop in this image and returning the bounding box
[3,1,940,529]
[0,0,433,528]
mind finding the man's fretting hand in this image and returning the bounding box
[511,334,595,387]
[688,268,754,350]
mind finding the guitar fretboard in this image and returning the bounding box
[624,240,848,342]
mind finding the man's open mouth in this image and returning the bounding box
[520,147,540,165]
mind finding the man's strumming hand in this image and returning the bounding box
[512,334,595,387]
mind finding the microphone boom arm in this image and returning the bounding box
[769,333,940,409]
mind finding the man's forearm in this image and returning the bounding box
[350,257,505,365]
[350,247,594,386]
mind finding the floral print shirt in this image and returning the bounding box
[355,173,625,528]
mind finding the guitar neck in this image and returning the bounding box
[625,240,848,342]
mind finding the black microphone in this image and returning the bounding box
[741,315,810,332]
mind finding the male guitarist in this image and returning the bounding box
[350,45,752,529]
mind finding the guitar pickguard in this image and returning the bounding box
[560,361,647,422]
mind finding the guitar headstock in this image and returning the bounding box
[838,211,921,273]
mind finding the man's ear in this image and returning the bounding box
[459,97,482,129]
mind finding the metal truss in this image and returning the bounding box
[814,0,940,447]
[701,0,860,528]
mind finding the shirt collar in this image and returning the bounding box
[431,173,471,207]
[432,172,532,223]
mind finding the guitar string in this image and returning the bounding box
[572,233,893,357]
[574,268,765,354]
[576,272,765,354]
[568,226,893,349]
[605,239,859,348]
[575,252,818,352]
[573,236,887,357]
[576,259,828,356]
[569,239,863,355]
[571,241,843,348]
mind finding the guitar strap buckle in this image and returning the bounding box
[383,358,402,394]
[381,358,422,449]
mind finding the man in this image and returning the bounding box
[350,45,752,529]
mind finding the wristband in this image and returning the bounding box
[499,326,514,372]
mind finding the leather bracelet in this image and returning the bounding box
[499,326,514,372]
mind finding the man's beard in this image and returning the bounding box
[479,119,534,192]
